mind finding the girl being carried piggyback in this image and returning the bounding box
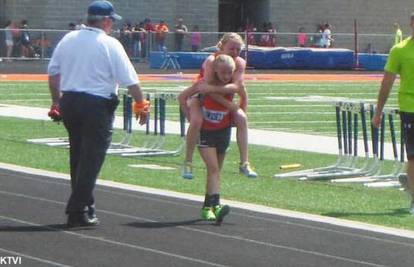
[179,54,237,223]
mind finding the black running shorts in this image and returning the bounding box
[400,112,414,160]
[198,127,231,154]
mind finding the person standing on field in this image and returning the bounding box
[47,0,149,228]
[373,13,414,215]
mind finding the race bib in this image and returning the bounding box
[202,107,227,124]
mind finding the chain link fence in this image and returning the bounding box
[0,28,397,62]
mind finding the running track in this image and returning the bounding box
[0,73,385,82]
[0,166,414,267]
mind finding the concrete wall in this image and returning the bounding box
[1,0,413,53]
[269,0,414,52]
[1,0,218,31]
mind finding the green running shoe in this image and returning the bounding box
[213,204,230,224]
[200,207,216,221]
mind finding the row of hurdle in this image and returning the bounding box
[275,100,406,189]
[28,89,186,157]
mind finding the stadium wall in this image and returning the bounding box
[0,0,218,31]
[268,0,414,52]
[0,0,414,53]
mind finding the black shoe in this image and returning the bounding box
[67,213,99,228]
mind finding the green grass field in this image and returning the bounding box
[1,80,412,231]
[0,80,399,136]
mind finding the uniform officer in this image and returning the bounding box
[47,0,149,227]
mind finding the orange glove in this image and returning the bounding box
[48,104,62,122]
[133,100,150,122]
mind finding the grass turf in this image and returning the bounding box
[0,80,400,137]
[0,116,412,231]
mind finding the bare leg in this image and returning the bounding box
[232,108,258,177]
[184,98,203,163]
[181,98,203,179]
[406,159,414,202]
[232,108,248,164]
[199,147,220,195]
[6,45,13,59]
[199,147,230,223]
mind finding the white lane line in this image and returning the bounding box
[0,247,71,267]
[249,111,334,114]
[0,191,387,267]
[2,174,414,251]
[245,104,330,107]
[245,84,387,88]
[2,99,48,102]
[249,121,337,124]
[0,214,226,267]
[248,92,387,96]
[2,93,50,96]
[2,163,414,242]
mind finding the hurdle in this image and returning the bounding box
[27,88,186,157]
[332,107,405,186]
[273,102,348,178]
[106,93,139,154]
[304,102,382,180]
[121,92,186,157]
[363,109,406,188]
[27,136,69,147]
[274,101,371,179]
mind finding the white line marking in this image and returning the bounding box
[0,214,227,267]
[246,104,330,107]
[0,192,388,267]
[2,99,48,102]
[13,174,414,248]
[1,171,413,251]
[244,83,384,87]
[250,121,337,124]
[0,247,72,267]
[1,162,414,242]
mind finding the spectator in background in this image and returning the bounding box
[138,22,148,59]
[155,20,169,51]
[394,22,403,46]
[33,35,52,58]
[143,18,155,56]
[131,23,141,59]
[245,23,256,45]
[75,19,83,30]
[144,18,155,32]
[311,24,323,47]
[191,25,201,52]
[174,17,188,51]
[20,20,34,57]
[4,21,14,60]
[11,21,21,57]
[321,23,334,48]
[133,22,146,60]
[119,23,132,56]
[68,22,77,31]
[267,22,277,47]
[297,27,307,47]
[364,43,374,54]
[259,22,269,46]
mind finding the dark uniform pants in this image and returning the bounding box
[60,92,118,214]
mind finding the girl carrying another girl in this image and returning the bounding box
[180,32,257,180]
[179,54,237,223]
